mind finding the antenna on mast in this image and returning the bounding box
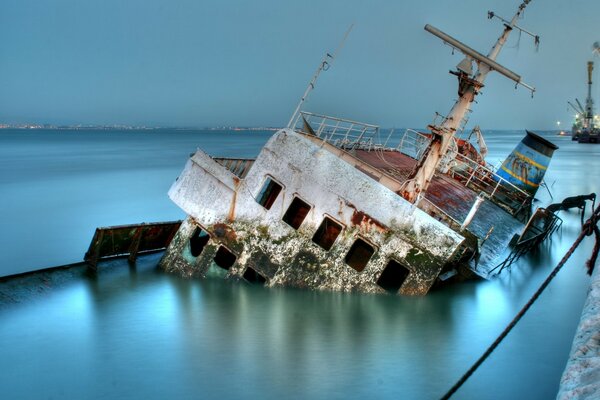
[487,10,540,50]
[287,24,354,129]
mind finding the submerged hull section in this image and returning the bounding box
[160,129,467,295]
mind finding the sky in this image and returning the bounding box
[1,0,600,130]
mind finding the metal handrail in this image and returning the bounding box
[295,111,380,149]
[295,113,434,158]
[299,111,379,129]
[419,197,464,232]
[449,152,532,215]
[452,152,530,199]
[396,129,431,159]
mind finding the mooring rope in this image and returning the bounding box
[440,203,600,400]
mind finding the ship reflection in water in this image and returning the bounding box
[0,244,591,399]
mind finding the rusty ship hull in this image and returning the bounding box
[160,128,470,295]
[158,122,551,295]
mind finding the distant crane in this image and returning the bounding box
[568,42,600,142]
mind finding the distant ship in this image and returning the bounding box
[570,57,600,143]
[148,0,562,295]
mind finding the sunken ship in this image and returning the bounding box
[159,0,559,295]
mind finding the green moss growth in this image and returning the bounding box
[256,224,269,238]
[405,247,439,272]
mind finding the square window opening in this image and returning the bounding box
[282,197,311,230]
[312,217,343,251]
[214,246,237,270]
[376,259,410,292]
[345,238,375,272]
[243,267,267,284]
[256,177,283,210]
[189,227,210,257]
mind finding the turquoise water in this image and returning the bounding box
[0,129,598,399]
[0,129,273,276]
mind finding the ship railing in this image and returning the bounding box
[356,128,431,157]
[294,111,379,150]
[418,197,464,232]
[449,152,532,214]
[392,129,431,159]
[294,112,433,158]
[356,128,431,158]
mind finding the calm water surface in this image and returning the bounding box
[0,129,598,399]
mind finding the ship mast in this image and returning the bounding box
[402,0,537,203]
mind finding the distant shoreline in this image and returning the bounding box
[0,125,567,133]
[0,125,280,131]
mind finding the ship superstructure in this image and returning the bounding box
[159,0,559,295]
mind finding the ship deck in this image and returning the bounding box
[349,148,524,273]
[211,131,526,274]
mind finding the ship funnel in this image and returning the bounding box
[496,131,559,196]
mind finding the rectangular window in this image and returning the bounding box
[214,246,237,270]
[189,227,210,257]
[312,216,343,251]
[345,238,375,272]
[376,259,410,292]
[282,197,311,230]
[256,177,283,210]
[243,267,267,284]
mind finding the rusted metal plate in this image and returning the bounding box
[84,221,182,269]
[426,175,479,221]
[352,149,416,181]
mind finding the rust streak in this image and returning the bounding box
[227,177,241,222]
[212,223,237,242]
[345,201,388,231]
